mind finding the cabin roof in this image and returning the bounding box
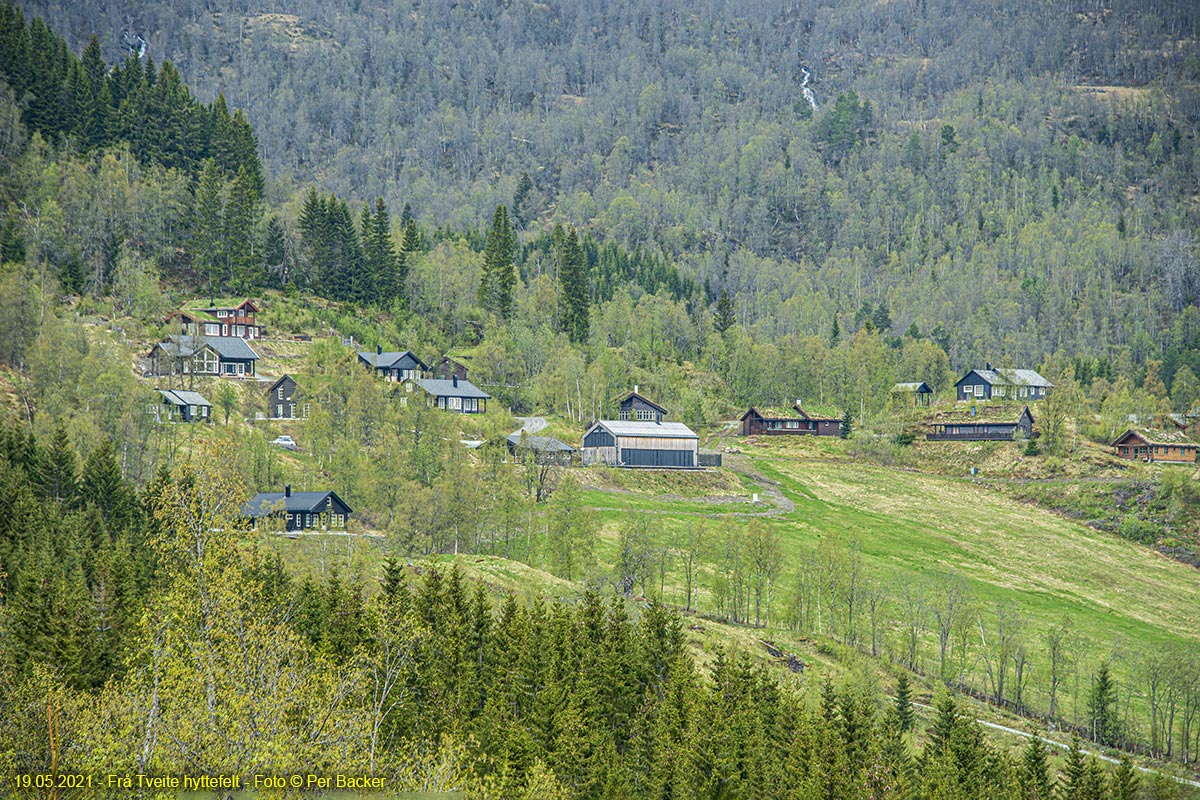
[1111,428,1197,447]
[243,490,352,517]
[743,405,803,420]
[589,420,698,439]
[931,405,1032,425]
[796,404,842,421]
[414,377,491,399]
[159,389,211,407]
[614,391,668,414]
[358,349,428,371]
[204,336,259,360]
[506,433,577,452]
[893,381,932,393]
[265,374,296,394]
[961,368,1052,388]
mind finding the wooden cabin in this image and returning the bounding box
[581,420,699,468]
[147,335,259,378]
[616,389,668,423]
[741,402,843,436]
[156,389,211,423]
[956,366,1052,402]
[168,298,263,340]
[434,355,471,382]
[358,346,429,382]
[266,374,305,419]
[404,376,490,413]
[243,485,353,532]
[1110,429,1198,463]
[927,405,1034,441]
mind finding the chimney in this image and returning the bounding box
[986,362,992,371]
[452,375,459,387]
[377,344,383,355]
[634,384,639,395]
[285,484,291,497]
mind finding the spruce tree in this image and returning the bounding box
[830,314,841,346]
[557,225,589,343]
[894,671,914,733]
[1108,754,1139,800]
[262,215,287,284]
[714,289,735,334]
[192,159,225,290]
[224,167,262,290]
[1088,662,1118,746]
[37,424,78,506]
[1018,734,1054,800]
[479,205,517,318]
[840,409,853,439]
[1058,734,1086,799]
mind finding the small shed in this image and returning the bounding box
[243,485,353,532]
[435,355,471,382]
[506,433,576,465]
[927,405,1034,441]
[158,389,212,423]
[582,420,699,468]
[1111,429,1198,463]
[892,382,933,407]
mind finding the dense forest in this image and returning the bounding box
[1,0,1200,796]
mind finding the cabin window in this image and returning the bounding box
[276,404,283,417]
[974,385,984,398]
[217,310,228,317]
[464,398,478,412]
[1019,387,1028,398]
[619,409,631,420]
[787,420,799,428]
[205,323,220,335]
[278,388,284,399]
[637,409,654,421]
[449,397,462,411]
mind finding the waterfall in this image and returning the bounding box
[800,66,817,112]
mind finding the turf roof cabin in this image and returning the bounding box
[434,354,471,382]
[956,365,1052,402]
[926,404,1034,441]
[1110,429,1199,463]
[741,402,842,436]
[243,485,352,532]
[168,298,263,340]
[357,346,429,382]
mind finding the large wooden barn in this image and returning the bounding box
[581,420,699,468]
[1110,429,1198,463]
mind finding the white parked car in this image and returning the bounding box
[271,435,297,450]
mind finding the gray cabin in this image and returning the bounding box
[266,374,303,419]
[956,366,1052,402]
[506,433,577,465]
[243,485,353,532]
[405,375,490,413]
[147,335,259,378]
[582,420,699,468]
[616,389,668,423]
[358,346,429,382]
[157,389,212,423]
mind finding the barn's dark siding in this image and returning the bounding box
[584,428,616,448]
[622,448,695,468]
